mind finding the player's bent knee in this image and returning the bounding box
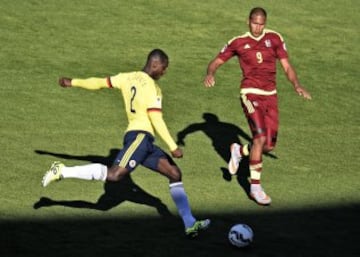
[107,166,129,182]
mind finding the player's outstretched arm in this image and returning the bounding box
[58,77,109,90]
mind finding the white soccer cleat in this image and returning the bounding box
[228,143,242,175]
[42,161,64,187]
[250,189,272,205]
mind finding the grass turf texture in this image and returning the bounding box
[0,0,359,256]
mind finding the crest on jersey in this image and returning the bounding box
[129,160,137,168]
[265,39,271,47]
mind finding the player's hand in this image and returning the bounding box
[59,77,72,88]
[171,148,183,158]
[204,74,215,87]
[295,86,312,100]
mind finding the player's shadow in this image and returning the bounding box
[177,112,276,196]
[33,149,173,218]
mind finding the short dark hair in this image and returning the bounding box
[249,7,267,19]
[147,49,169,64]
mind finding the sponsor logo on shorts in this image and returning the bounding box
[129,160,137,168]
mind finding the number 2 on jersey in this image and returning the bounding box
[130,86,136,113]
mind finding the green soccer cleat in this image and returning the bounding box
[185,219,211,238]
[42,161,64,187]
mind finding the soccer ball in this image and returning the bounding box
[228,223,254,248]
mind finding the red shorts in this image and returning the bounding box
[240,93,279,148]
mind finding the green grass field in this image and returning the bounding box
[1,0,359,256]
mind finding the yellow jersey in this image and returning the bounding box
[71,71,178,151]
[109,71,161,134]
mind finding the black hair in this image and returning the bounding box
[147,49,169,64]
[249,7,267,19]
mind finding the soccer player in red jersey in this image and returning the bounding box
[203,7,311,205]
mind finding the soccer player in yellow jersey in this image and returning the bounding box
[41,49,210,238]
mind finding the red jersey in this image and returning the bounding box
[218,29,288,92]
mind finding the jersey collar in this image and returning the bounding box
[247,30,266,41]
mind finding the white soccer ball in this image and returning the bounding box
[228,223,254,248]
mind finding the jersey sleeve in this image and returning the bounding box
[146,83,177,151]
[71,77,110,90]
[274,33,288,59]
[148,110,178,151]
[217,38,238,62]
[147,85,162,110]
[107,73,127,89]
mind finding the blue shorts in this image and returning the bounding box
[113,131,173,172]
